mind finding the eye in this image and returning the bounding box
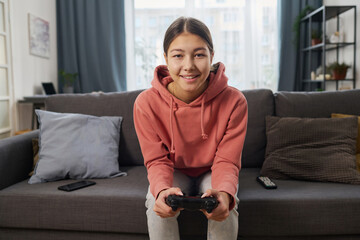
[195,53,206,58]
[172,54,182,58]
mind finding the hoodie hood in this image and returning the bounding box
[151,62,229,154]
[151,62,228,107]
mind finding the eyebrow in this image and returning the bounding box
[170,47,207,53]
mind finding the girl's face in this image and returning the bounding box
[164,32,214,98]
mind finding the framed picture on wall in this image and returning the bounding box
[28,13,50,58]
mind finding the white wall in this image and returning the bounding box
[9,0,57,131]
[323,0,360,90]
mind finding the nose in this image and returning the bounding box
[183,56,195,71]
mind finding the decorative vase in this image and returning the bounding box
[311,38,322,46]
[63,86,74,94]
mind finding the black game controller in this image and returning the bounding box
[166,195,219,213]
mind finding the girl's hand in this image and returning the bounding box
[154,187,183,218]
[201,189,232,222]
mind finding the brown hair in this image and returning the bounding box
[163,17,214,56]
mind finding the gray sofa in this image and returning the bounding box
[1,89,360,240]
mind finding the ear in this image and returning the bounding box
[210,52,214,64]
[164,52,169,66]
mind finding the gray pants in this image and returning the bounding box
[145,170,239,240]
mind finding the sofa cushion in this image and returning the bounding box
[0,165,209,237]
[238,168,360,236]
[241,89,274,168]
[0,166,148,234]
[331,113,360,153]
[332,113,360,172]
[29,110,126,184]
[45,90,144,166]
[261,116,360,184]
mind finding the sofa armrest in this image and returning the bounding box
[0,130,39,190]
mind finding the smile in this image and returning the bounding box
[181,75,200,81]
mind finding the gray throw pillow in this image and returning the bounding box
[29,110,127,184]
[261,116,360,184]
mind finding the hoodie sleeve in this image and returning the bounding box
[133,95,174,198]
[211,93,248,210]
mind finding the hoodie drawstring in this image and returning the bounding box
[169,97,175,154]
[201,94,208,140]
[169,94,208,155]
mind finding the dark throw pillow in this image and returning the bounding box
[261,116,360,184]
[332,113,360,172]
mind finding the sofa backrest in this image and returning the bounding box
[45,89,275,168]
[241,89,274,168]
[46,90,144,166]
[44,89,360,168]
[275,89,360,118]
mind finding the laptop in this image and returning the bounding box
[42,82,57,95]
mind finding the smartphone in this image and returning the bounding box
[58,180,96,192]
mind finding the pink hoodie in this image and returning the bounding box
[133,62,248,209]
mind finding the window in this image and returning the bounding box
[262,54,270,65]
[223,12,238,23]
[263,15,270,27]
[0,0,12,139]
[148,17,157,27]
[262,34,269,46]
[130,0,278,91]
[135,17,142,28]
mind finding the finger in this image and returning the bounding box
[201,189,218,198]
[154,206,178,218]
[156,212,174,218]
[204,210,227,222]
[202,211,226,222]
[157,187,183,206]
[204,199,229,221]
[201,208,220,220]
[211,216,227,222]
[213,211,229,221]
[154,200,173,215]
[212,202,227,216]
[156,189,184,215]
[201,192,209,198]
[158,187,183,200]
[166,187,183,196]
[158,211,178,218]
[158,201,172,213]
[211,208,229,220]
[201,209,211,219]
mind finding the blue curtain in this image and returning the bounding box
[277,0,322,91]
[56,0,126,93]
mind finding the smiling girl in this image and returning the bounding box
[134,17,248,240]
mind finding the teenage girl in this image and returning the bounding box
[134,16,248,240]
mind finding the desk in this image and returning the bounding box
[18,95,47,129]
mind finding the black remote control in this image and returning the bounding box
[256,176,277,189]
[166,195,219,213]
[58,180,96,192]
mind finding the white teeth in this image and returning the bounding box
[183,76,197,79]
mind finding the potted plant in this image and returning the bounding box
[327,62,350,80]
[311,30,322,46]
[59,70,78,93]
[293,5,314,48]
